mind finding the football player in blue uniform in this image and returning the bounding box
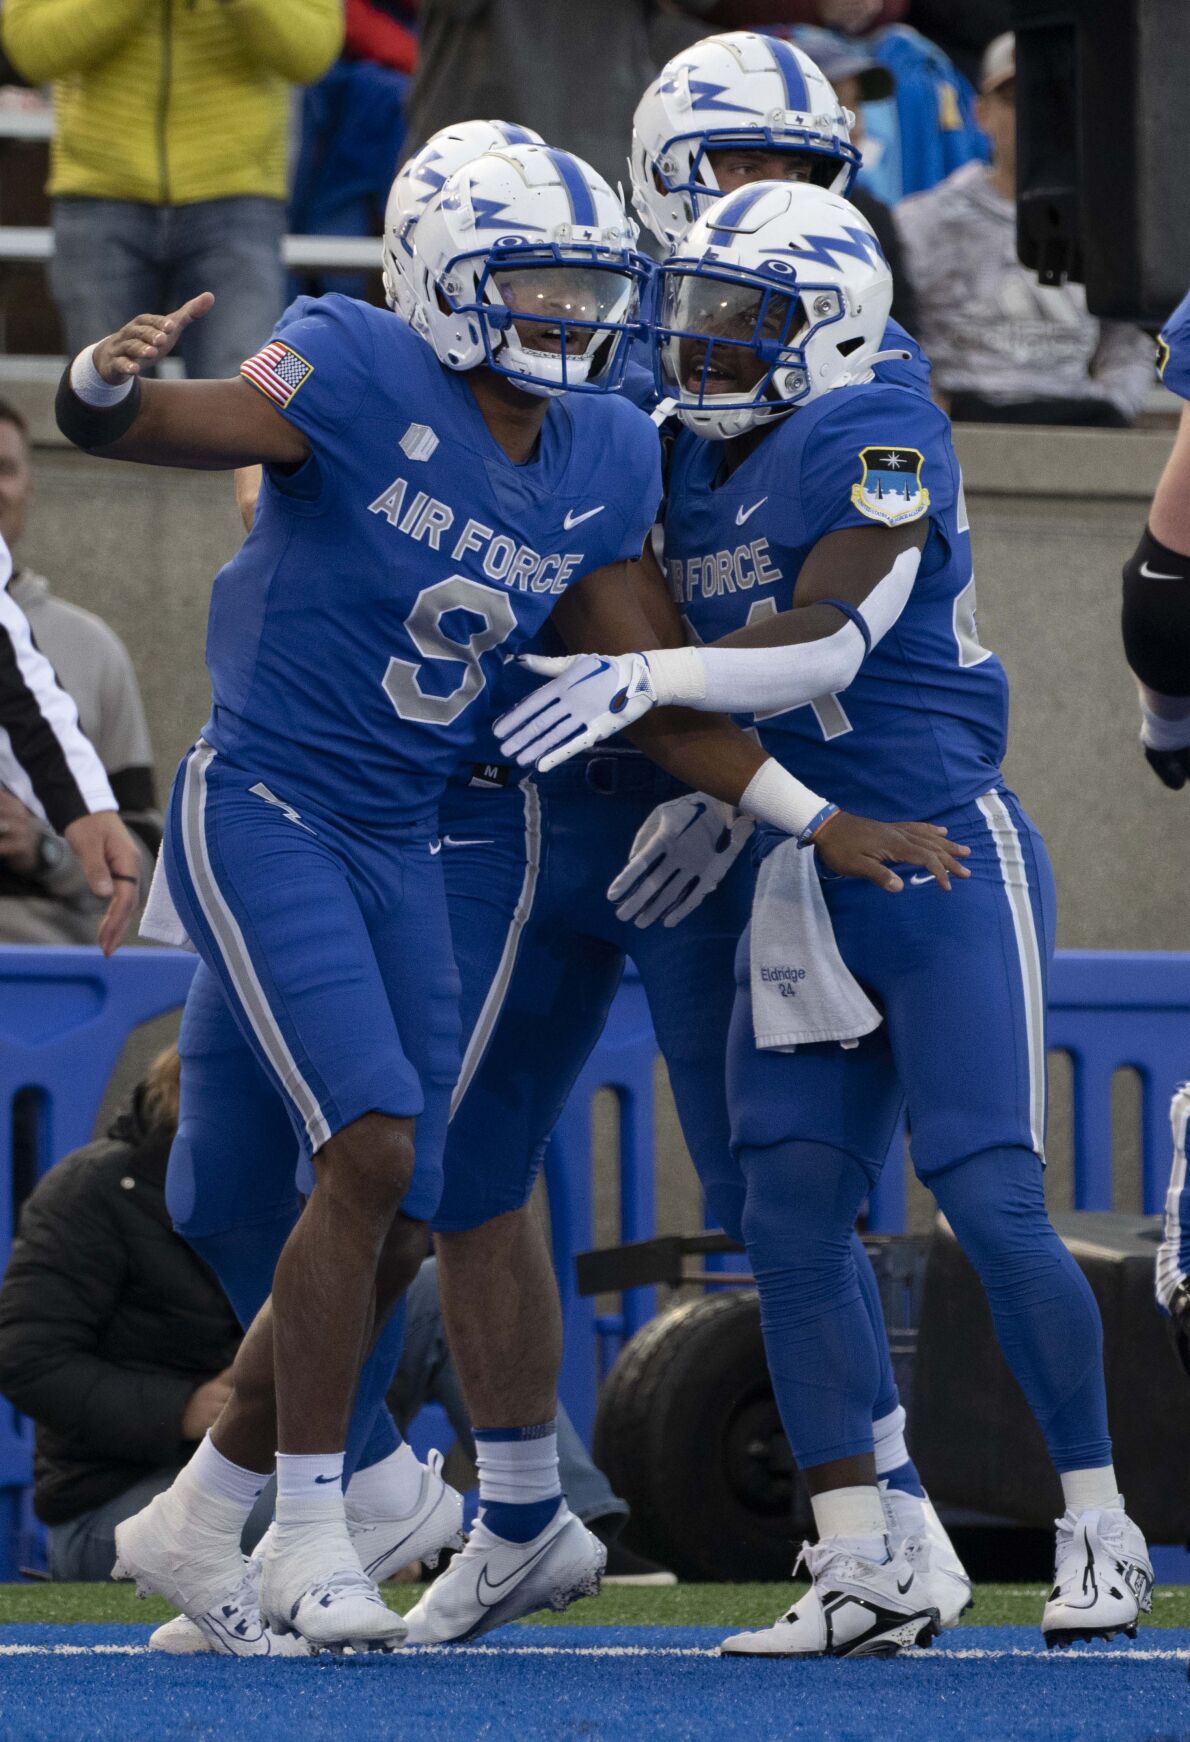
[141,121,965,1649]
[50,143,692,1653]
[1126,292,1190,1396]
[58,144,956,1652]
[499,181,1154,1656]
[630,30,931,403]
[394,47,970,1646]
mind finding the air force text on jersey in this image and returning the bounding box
[368,474,589,597]
[666,537,783,605]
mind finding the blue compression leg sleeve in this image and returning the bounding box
[928,1146,1112,1471]
[739,1139,884,1468]
[349,1305,406,1477]
[853,1230,899,1423]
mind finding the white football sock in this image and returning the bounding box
[178,1433,267,1519]
[474,1425,561,1507]
[346,1444,423,1519]
[810,1485,889,1564]
[872,1406,910,1476]
[1060,1467,1123,1513]
[274,1452,346,1527]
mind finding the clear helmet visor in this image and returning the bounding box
[658,270,805,401]
[489,264,638,362]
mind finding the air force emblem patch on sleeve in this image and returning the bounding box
[850,446,929,527]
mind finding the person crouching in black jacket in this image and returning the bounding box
[0,1047,251,1580]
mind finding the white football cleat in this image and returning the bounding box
[1042,1503,1153,1648]
[881,1485,973,1628]
[259,1525,407,1654]
[403,1502,605,1644]
[719,1539,940,1658]
[148,1614,210,1655]
[148,1561,312,1658]
[347,1449,465,1583]
[148,1452,463,1656]
[112,1484,246,1616]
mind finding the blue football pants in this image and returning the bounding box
[730,790,1112,1474]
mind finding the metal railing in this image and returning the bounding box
[0,225,382,271]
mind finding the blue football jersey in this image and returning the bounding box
[664,381,1009,821]
[1158,288,1190,401]
[204,295,661,823]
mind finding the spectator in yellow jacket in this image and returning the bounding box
[3,0,343,377]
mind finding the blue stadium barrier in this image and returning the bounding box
[1047,951,1190,1215]
[0,947,1188,1577]
[546,968,659,1450]
[0,946,198,1580]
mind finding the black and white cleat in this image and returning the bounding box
[1041,1503,1153,1649]
[719,1539,941,1659]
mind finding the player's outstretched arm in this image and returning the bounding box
[55,295,310,471]
[502,550,968,893]
[496,521,925,766]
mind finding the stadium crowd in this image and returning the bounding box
[0,0,1185,1680]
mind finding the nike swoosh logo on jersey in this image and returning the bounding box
[736,497,768,526]
[428,840,442,855]
[476,1537,557,1607]
[442,836,496,848]
[910,873,936,885]
[1139,560,1186,580]
[563,506,606,530]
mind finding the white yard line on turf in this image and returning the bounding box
[0,1644,1185,1661]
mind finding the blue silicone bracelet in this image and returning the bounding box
[797,802,840,848]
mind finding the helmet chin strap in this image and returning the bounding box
[857,345,911,373]
[827,346,910,393]
[679,394,792,440]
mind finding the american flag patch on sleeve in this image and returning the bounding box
[240,341,314,408]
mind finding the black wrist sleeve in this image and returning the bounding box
[55,362,143,452]
[1121,525,1190,696]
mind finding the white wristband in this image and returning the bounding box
[738,756,829,840]
[645,644,708,706]
[70,344,134,407]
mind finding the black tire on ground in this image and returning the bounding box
[593,1290,811,1582]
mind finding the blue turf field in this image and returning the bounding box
[0,1626,1186,1740]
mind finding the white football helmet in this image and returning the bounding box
[409,143,650,396]
[655,181,893,439]
[631,32,860,250]
[382,120,545,327]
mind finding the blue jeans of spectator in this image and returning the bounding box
[50,196,286,377]
[48,1468,274,1582]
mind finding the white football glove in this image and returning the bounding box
[494,651,659,772]
[607,793,754,929]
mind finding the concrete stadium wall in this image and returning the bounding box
[9,390,1184,1236]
